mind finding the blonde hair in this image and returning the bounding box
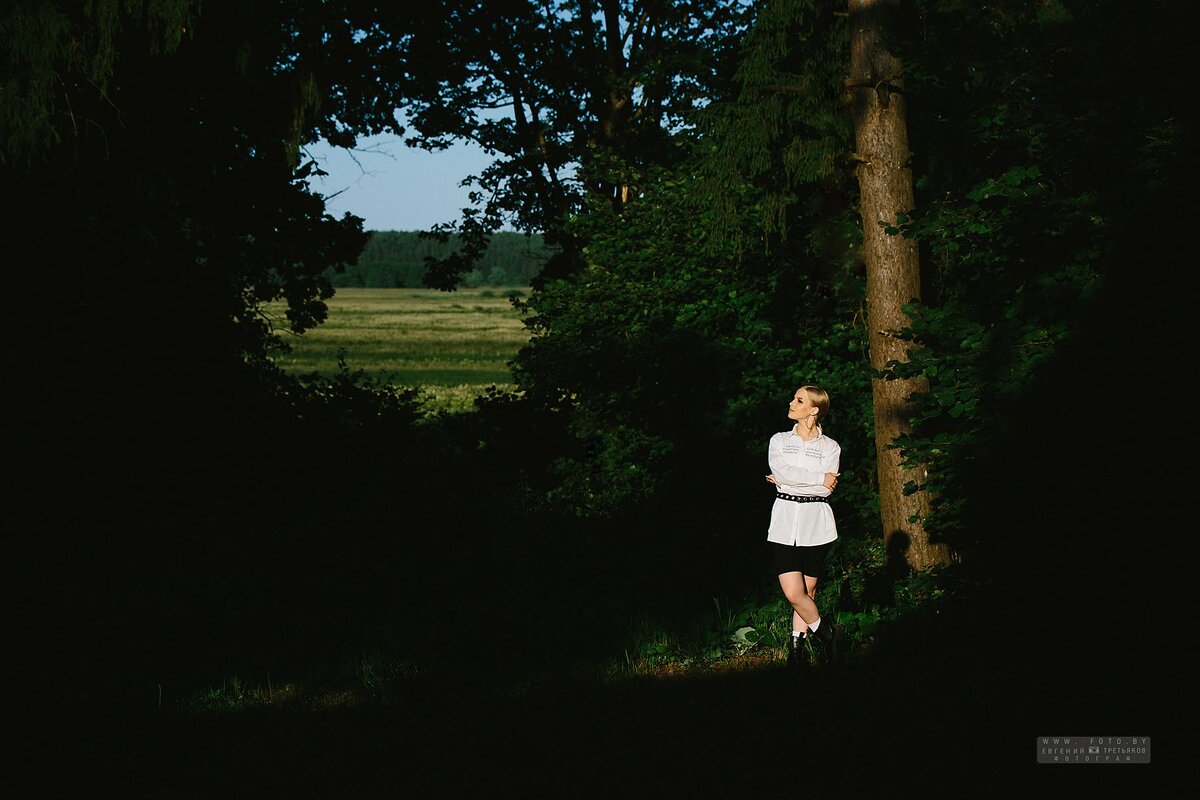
[800,385,830,423]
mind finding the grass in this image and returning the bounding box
[267,286,531,413]
[176,593,813,715]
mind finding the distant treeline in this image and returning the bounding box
[330,231,554,288]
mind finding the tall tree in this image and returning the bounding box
[392,0,750,288]
[846,0,947,570]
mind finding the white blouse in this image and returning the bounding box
[766,427,841,546]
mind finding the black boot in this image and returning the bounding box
[786,634,807,669]
[810,616,845,663]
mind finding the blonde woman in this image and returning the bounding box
[765,385,846,667]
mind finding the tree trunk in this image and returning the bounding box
[847,0,948,571]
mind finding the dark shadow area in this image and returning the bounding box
[15,132,1191,798]
[30,181,1190,788]
[66,597,1179,797]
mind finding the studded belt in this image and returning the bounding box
[775,491,830,503]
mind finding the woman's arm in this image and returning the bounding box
[766,439,841,491]
[822,443,841,490]
[768,436,834,487]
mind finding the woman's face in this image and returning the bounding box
[787,388,818,422]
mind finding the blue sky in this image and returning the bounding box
[303,133,494,232]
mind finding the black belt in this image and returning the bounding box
[776,491,829,503]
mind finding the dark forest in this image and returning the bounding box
[5,1,1192,794]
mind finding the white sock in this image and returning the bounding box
[809,617,822,633]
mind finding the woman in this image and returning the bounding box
[765,384,845,667]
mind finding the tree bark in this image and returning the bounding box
[847,0,948,571]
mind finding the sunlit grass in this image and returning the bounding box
[174,590,868,714]
[267,286,530,413]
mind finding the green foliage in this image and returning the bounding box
[0,0,199,163]
[863,0,1177,551]
[610,558,975,673]
[512,164,793,517]
[715,594,793,655]
[698,0,851,245]
[508,0,878,535]
[288,354,423,435]
[184,646,420,712]
[611,593,793,674]
[390,0,752,288]
[5,1,385,408]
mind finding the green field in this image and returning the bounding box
[268,286,531,413]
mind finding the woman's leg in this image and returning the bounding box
[778,571,820,630]
[789,575,820,632]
